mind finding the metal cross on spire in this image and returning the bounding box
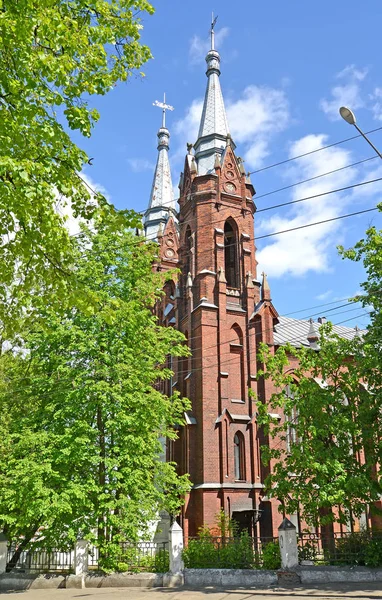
[153,93,174,128]
[210,12,218,50]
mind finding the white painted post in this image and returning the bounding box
[0,533,7,575]
[74,539,88,576]
[169,522,184,574]
[278,518,298,569]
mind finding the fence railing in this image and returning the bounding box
[88,541,169,573]
[183,535,280,570]
[6,548,74,573]
[298,531,382,567]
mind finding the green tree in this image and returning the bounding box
[256,213,382,529]
[256,325,381,528]
[0,216,191,570]
[0,0,153,340]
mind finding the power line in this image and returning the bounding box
[256,207,378,241]
[256,177,382,214]
[140,176,382,246]
[247,126,382,175]
[255,156,378,201]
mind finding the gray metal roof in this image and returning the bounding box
[144,125,176,240]
[194,46,230,175]
[274,316,365,348]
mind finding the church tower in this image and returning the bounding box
[173,21,280,538]
[144,95,179,276]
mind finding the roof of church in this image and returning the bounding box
[274,316,365,348]
[144,122,176,240]
[193,25,230,175]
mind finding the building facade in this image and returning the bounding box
[144,31,369,539]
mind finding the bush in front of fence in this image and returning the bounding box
[115,547,169,574]
[334,532,382,567]
[183,528,281,570]
[298,532,382,567]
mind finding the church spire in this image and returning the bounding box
[144,94,177,240]
[194,16,230,175]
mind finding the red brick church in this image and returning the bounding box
[143,27,365,539]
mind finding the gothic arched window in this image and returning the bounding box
[229,324,245,402]
[234,432,245,480]
[224,220,239,289]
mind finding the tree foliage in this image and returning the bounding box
[257,324,381,527]
[257,217,382,528]
[0,217,191,568]
[0,0,153,340]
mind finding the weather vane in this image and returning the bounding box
[210,12,218,50]
[153,93,174,128]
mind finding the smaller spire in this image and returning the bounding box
[144,94,177,240]
[354,325,362,338]
[246,272,254,289]
[217,266,227,283]
[186,272,193,289]
[261,272,271,301]
[307,318,319,349]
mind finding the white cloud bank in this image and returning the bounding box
[320,65,368,121]
[173,85,290,169]
[256,134,358,278]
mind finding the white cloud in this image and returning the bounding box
[189,27,230,64]
[371,87,382,121]
[316,290,333,301]
[173,85,290,169]
[55,172,107,237]
[257,133,358,278]
[320,65,368,121]
[227,85,290,168]
[127,158,155,173]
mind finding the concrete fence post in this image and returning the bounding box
[169,521,184,575]
[0,533,7,575]
[74,538,89,577]
[278,518,298,569]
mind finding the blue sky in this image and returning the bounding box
[74,0,382,329]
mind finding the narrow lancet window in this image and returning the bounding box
[224,220,239,288]
[234,433,245,480]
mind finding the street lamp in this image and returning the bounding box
[339,106,382,160]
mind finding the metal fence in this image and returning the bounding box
[298,531,382,566]
[88,541,169,573]
[6,548,74,573]
[183,535,280,569]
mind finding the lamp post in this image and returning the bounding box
[339,106,382,160]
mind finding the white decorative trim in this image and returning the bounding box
[243,248,251,255]
[220,372,229,377]
[215,228,224,235]
[216,243,224,249]
[184,372,192,381]
[192,483,265,490]
[231,399,245,404]
[268,413,281,421]
[199,269,216,275]
[241,233,250,240]
[192,302,218,312]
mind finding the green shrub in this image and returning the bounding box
[262,541,281,570]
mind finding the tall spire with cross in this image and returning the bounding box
[193,14,230,175]
[144,94,177,240]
